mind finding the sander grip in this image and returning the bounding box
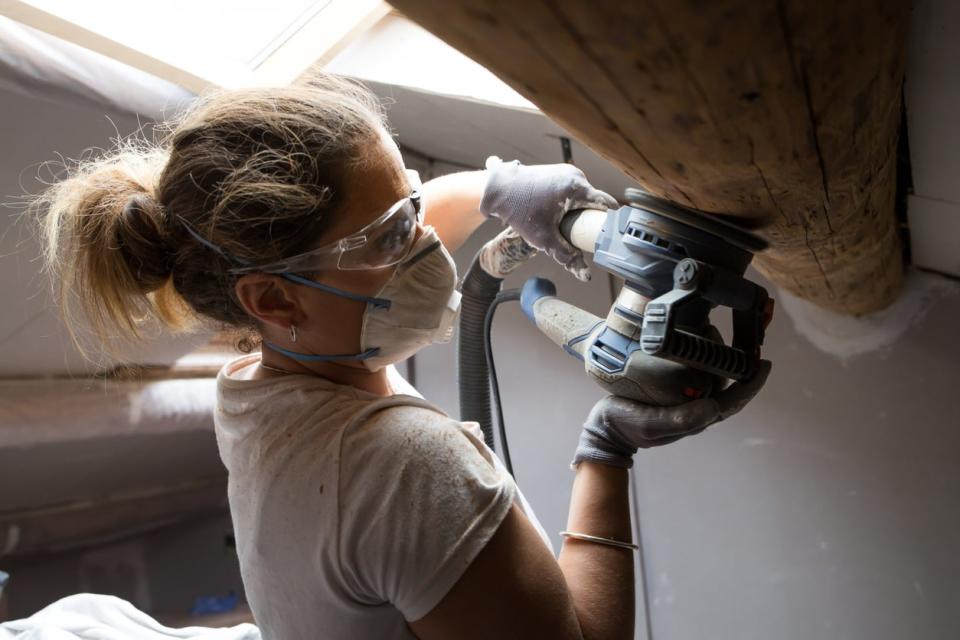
[521,277,603,359]
[560,208,607,254]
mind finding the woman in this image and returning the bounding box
[37,74,769,639]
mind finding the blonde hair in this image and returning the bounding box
[34,73,387,357]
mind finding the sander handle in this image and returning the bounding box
[520,277,604,359]
[560,208,608,254]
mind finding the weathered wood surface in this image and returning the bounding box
[389,0,910,314]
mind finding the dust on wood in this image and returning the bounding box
[390,0,909,314]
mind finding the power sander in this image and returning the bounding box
[457,188,774,457]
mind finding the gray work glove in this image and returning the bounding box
[573,360,773,468]
[479,156,619,282]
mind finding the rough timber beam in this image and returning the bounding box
[389,0,910,314]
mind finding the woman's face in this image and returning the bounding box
[278,127,419,365]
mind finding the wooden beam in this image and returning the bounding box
[388,0,910,314]
[0,479,227,558]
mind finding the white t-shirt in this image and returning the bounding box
[215,354,552,640]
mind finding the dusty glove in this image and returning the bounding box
[479,156,619,281]
[573,360,773,468]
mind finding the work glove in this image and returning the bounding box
[479,156,619,282]
[573,360,773,468]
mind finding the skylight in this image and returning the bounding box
[7,0,388,89]
[4,0,535,110]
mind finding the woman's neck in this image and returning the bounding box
[258,348,392,396]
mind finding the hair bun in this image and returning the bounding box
[117,192,174,293]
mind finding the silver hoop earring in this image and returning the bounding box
[289,325,298,343]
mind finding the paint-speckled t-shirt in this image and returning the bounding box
[214,354,551,640]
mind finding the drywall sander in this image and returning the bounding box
[521,189,775,406]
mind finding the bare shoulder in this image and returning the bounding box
[408,503,583,640]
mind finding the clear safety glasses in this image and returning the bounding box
[229,169,423,274]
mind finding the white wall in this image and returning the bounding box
[633,274,958,640]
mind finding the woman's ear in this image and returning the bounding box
[234,274,301,330]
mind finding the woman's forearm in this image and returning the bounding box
[421,170,488,252]
[558,462,635,640]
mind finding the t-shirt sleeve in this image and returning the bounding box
[337,404,517,622]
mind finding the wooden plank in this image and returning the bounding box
[388,0,910,314]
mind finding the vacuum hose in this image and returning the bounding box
[457,259,505,449]
[457,212,604,450]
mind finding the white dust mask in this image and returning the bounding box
[358,226,461,371]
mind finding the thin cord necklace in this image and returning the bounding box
[259,361,298,375]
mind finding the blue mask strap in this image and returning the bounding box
[178,216,252,266]
[178,216,392,359]
[280,273,391,310]
[264,342,380,362]
[177,216,391,310]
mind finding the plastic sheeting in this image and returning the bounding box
[0,15,193,121]
[0,594,259,640]
[0,16,210,376]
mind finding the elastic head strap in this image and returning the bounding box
[177,216,252,266]
[263,341,380,363]
[280,273,391,310]
[176,216,390,310]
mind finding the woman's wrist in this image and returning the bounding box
[566,460,631,544]
[573,460,630,483]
